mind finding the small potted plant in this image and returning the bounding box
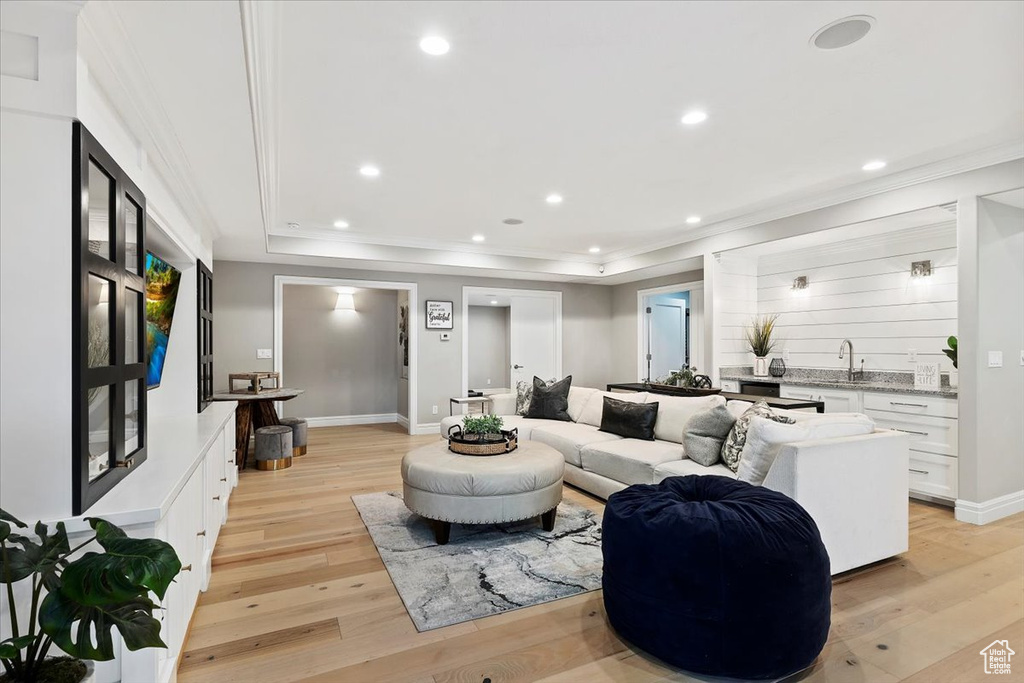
[745,314,779,377]
[0,509,182,683]
[460,414,505,443]
[943,336,957,387]
[666,365,698,388]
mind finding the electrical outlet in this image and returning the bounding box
[782,349,790,362]
[432,405,438,415]
[486,378,491,385]
[908,349,917,362]
[257,348,272,359]
[988,351,1003,368]
[440,332,451,341]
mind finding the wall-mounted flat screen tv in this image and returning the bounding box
[146,251,182,389]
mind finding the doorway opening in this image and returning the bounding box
[637,281,704,383]
[462,287,562,399]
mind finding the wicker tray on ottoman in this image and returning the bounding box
[446,426,518,456]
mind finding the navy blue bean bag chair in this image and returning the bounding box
[602,475,831,680]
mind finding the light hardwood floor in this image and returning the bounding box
[179,424,1024,683]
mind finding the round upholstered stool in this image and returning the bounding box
[602,475,831,680]
[254,425,293,471]
[278,416,308,456]
[401,440,564,545]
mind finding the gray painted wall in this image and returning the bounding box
[610,270,705,382]
[281,285,398,419]
[468,305,510,391]
[958,198,1024,506]
[213,261,616,426]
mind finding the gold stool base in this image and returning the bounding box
[293,445,307,457]
[256,456,293,471]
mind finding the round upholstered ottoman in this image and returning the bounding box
[602,475,831,680]
[401,441,564,545]
[254,425,293,471]
[278,416,308,456]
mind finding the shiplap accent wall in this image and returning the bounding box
[714,252,759,369]
[751,222,957,371]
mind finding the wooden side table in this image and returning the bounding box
[449,396,494,416]
[211,388,304,469]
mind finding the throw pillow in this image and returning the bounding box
[515,376,557,416]
[579,391,648,427]
[682,404,737,466]
[720,400,795,472]
[736,416,811,485]
[525,375,573,421]
[652,394,727,444]
[599,396,660,440]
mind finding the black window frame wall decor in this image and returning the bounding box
[72,121,148,515]
[197,259,214,413]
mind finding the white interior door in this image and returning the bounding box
[509,295,559,388]
[650,302,686,379]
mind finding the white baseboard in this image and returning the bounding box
[413,422,441,436]
[396,414,410,430]
[955,490,1024,525]
[306,413,398,428]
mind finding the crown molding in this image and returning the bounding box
[239,0,280,252]
[599,141,1024,263]
[78,1,221,240]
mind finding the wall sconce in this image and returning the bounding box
[334,293,356,311]
[792,276,809,291]
[910,260,932,278]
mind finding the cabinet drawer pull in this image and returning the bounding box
[893,428,928,436]
[212,496,221,501]
[909,468,929,475]
[181,564,193,572]
[196,530,206,537]
[890,401,927,408]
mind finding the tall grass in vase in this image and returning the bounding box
[745,314,779,377]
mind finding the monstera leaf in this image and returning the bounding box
[0,516,68,591]
[88,518,181,600]
[38,588,164,660]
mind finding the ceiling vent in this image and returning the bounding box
[811,16,875,50]
[502,218,524,225]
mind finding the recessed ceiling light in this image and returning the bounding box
[546,194,563,205]
[589,246,601,254]
[685,216,701,225]
[490,300,498,305]
[472,234,485,242]
[680,111,708,126]
[419,36,450,56]
[862,160,887,171]
[359,165,380,178]
[811,15,875,50]
[333,219,349,229]
[502,218,524,225]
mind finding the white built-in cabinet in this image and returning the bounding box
[55,403,237,683]
[780,385,862,413]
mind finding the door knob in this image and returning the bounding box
[513,364,523,369]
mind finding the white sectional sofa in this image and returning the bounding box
[440,386,910,574]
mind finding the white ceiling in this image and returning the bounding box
[84,0,1024,281]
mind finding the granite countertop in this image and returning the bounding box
[719,368,958,398]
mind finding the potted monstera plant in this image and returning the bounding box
[0,509,181,683]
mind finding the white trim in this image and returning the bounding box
[955,490,1024,525]
[305,413,398,428]
[636,280,704,382]
[273,275,418,435]
[413,422,441,436]
[461,286,563,397]
[396,414,410,429]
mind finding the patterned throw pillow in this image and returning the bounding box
[720,400,795,472]
[515,377,558,416]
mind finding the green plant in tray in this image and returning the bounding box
[461,414,504,436]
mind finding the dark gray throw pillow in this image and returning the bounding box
[599,396,659,441]
[525,375,572,421]
[682,404,737,466]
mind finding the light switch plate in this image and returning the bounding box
[257,348,272,359]
[988,351,1003,368]
[1020,350,1024,366]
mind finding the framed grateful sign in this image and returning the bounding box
[425,300,454,329]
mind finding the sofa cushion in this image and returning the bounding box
[567,386,599,423]
[531,422,622,467]
[600,397,659,441]
[802,414,875,439]
[721,401,795,472]
[525,375,572,421]
[579,391,647,427]
[580,439,684,486]
[682,404,737,466]
[736,417,812,486]
[654,458,738,482]
[653,394,727,444]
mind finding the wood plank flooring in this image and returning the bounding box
[179,424,1024,682]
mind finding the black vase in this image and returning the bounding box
[769,358,786,377]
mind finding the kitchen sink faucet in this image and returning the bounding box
[838,339,863,382]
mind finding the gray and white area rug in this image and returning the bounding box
[351,491,603,631]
